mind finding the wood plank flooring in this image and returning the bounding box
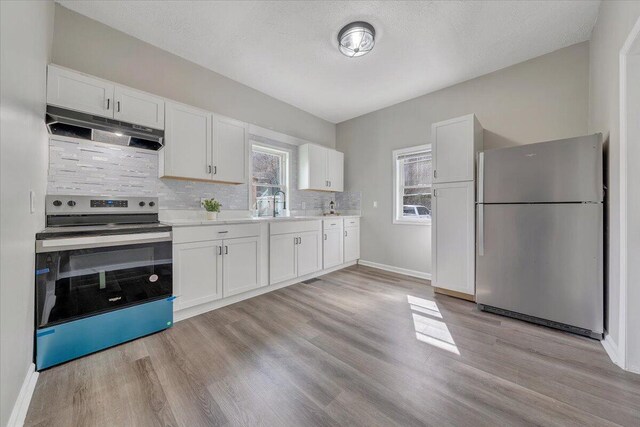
[25,265,640,426]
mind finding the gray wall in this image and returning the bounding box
[588,0,640,367]
[52,4,336,148]
[336,42,589,275]
[0,1,54,425]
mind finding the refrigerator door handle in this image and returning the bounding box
[478,203,484,256]
[478,152,484,204]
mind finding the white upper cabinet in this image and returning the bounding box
[113,85,165,130]
[431,181,475,295]
[213,115,247,184]
[298,143,344,192]
[161,101,212,181]
[431,114,483,184]
[160,106,248,184]
[47,65,165,129]
[47,65,114,118]
[326,149,344,192]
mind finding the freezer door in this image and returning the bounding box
[481,134,602,203]
[476,203,603,334]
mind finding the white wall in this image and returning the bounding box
[0,1,54,425]
[336,42,589,275]
[51,4,336,148]
[626,50,640,373]
[588,0,640,359]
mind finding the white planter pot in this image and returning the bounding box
[206,211,218,220]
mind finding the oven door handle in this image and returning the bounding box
[36,232,172,252]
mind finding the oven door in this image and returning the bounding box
[35,232,172,329]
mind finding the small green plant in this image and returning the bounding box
[203,198,222,213]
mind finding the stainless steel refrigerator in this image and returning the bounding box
[476,134,604,339]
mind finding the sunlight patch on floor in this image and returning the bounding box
[408,295,460,355]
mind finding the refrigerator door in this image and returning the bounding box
[476,203,603,335]
[480,134,602,203]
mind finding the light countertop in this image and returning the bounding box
[160,214,360,227]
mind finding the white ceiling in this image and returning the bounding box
[57,1,600,123]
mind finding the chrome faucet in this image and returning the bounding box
[273,190,286,217]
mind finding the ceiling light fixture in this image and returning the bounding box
[338,21,375,58]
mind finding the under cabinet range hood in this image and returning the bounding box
[46,105,164,151]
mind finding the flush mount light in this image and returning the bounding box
[338,21,375,58]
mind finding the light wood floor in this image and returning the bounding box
[26,265,640,426]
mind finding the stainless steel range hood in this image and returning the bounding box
[46,105,164,151]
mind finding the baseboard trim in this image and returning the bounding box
[358,259,431,280]
[602,334,622,368]
[174,260,358,322]
[7,363,38,427]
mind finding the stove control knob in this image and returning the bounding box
[52,200,62,207]
[67,200,76,207]
[139,201,146,207]
[149,201,155,207]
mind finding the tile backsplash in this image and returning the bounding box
[47,136,361,214]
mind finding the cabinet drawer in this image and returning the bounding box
[323,219,343,230]
[344,218,360,229]
[173,223,261,244]
[270,220,321,236]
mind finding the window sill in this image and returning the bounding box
[393,219,432,226]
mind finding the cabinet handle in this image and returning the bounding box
[225,245,228,255]
[324,234,327,240]
[434,170,437,178]
[208,165,212,174]
[217,231,228,234]
[106,98,110,110]
[117,101,121,113]
[218,246,222,255]
[433,189,437,197]
[344,230,348,237]
[213,166,217,175]
[299,236,302,244]
[329,181,332,187]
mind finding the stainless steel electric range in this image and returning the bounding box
[35,195,174,370]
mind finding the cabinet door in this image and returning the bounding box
[47,65,114,118]
[432,114,476,183]
[162,102,212,180]
[432,181,475,295]
[173,240,222,310]
[270,234,297,284]
[323,228,343,269]
[213,115,247,183]
[113,85,165,129]
[344,227,360,262]
[299,144,328,190]
[326,150,344,192]
[297,230,322,277]
[222,236,260,298]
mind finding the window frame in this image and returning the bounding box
[392,144,432,225]
[249,142,290,216]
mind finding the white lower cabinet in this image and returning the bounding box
[344,218,360,262]
[222,236,260,298]
[297,230,322,276]
[269,233,298,283]
[323,219,344,269]
[431,181,475,295]
[173,225,262,310]
[173,240,223,310]
[269,220,322,285]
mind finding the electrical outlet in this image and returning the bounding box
[373,201,378,208]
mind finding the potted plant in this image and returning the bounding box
[203,198,222,220]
